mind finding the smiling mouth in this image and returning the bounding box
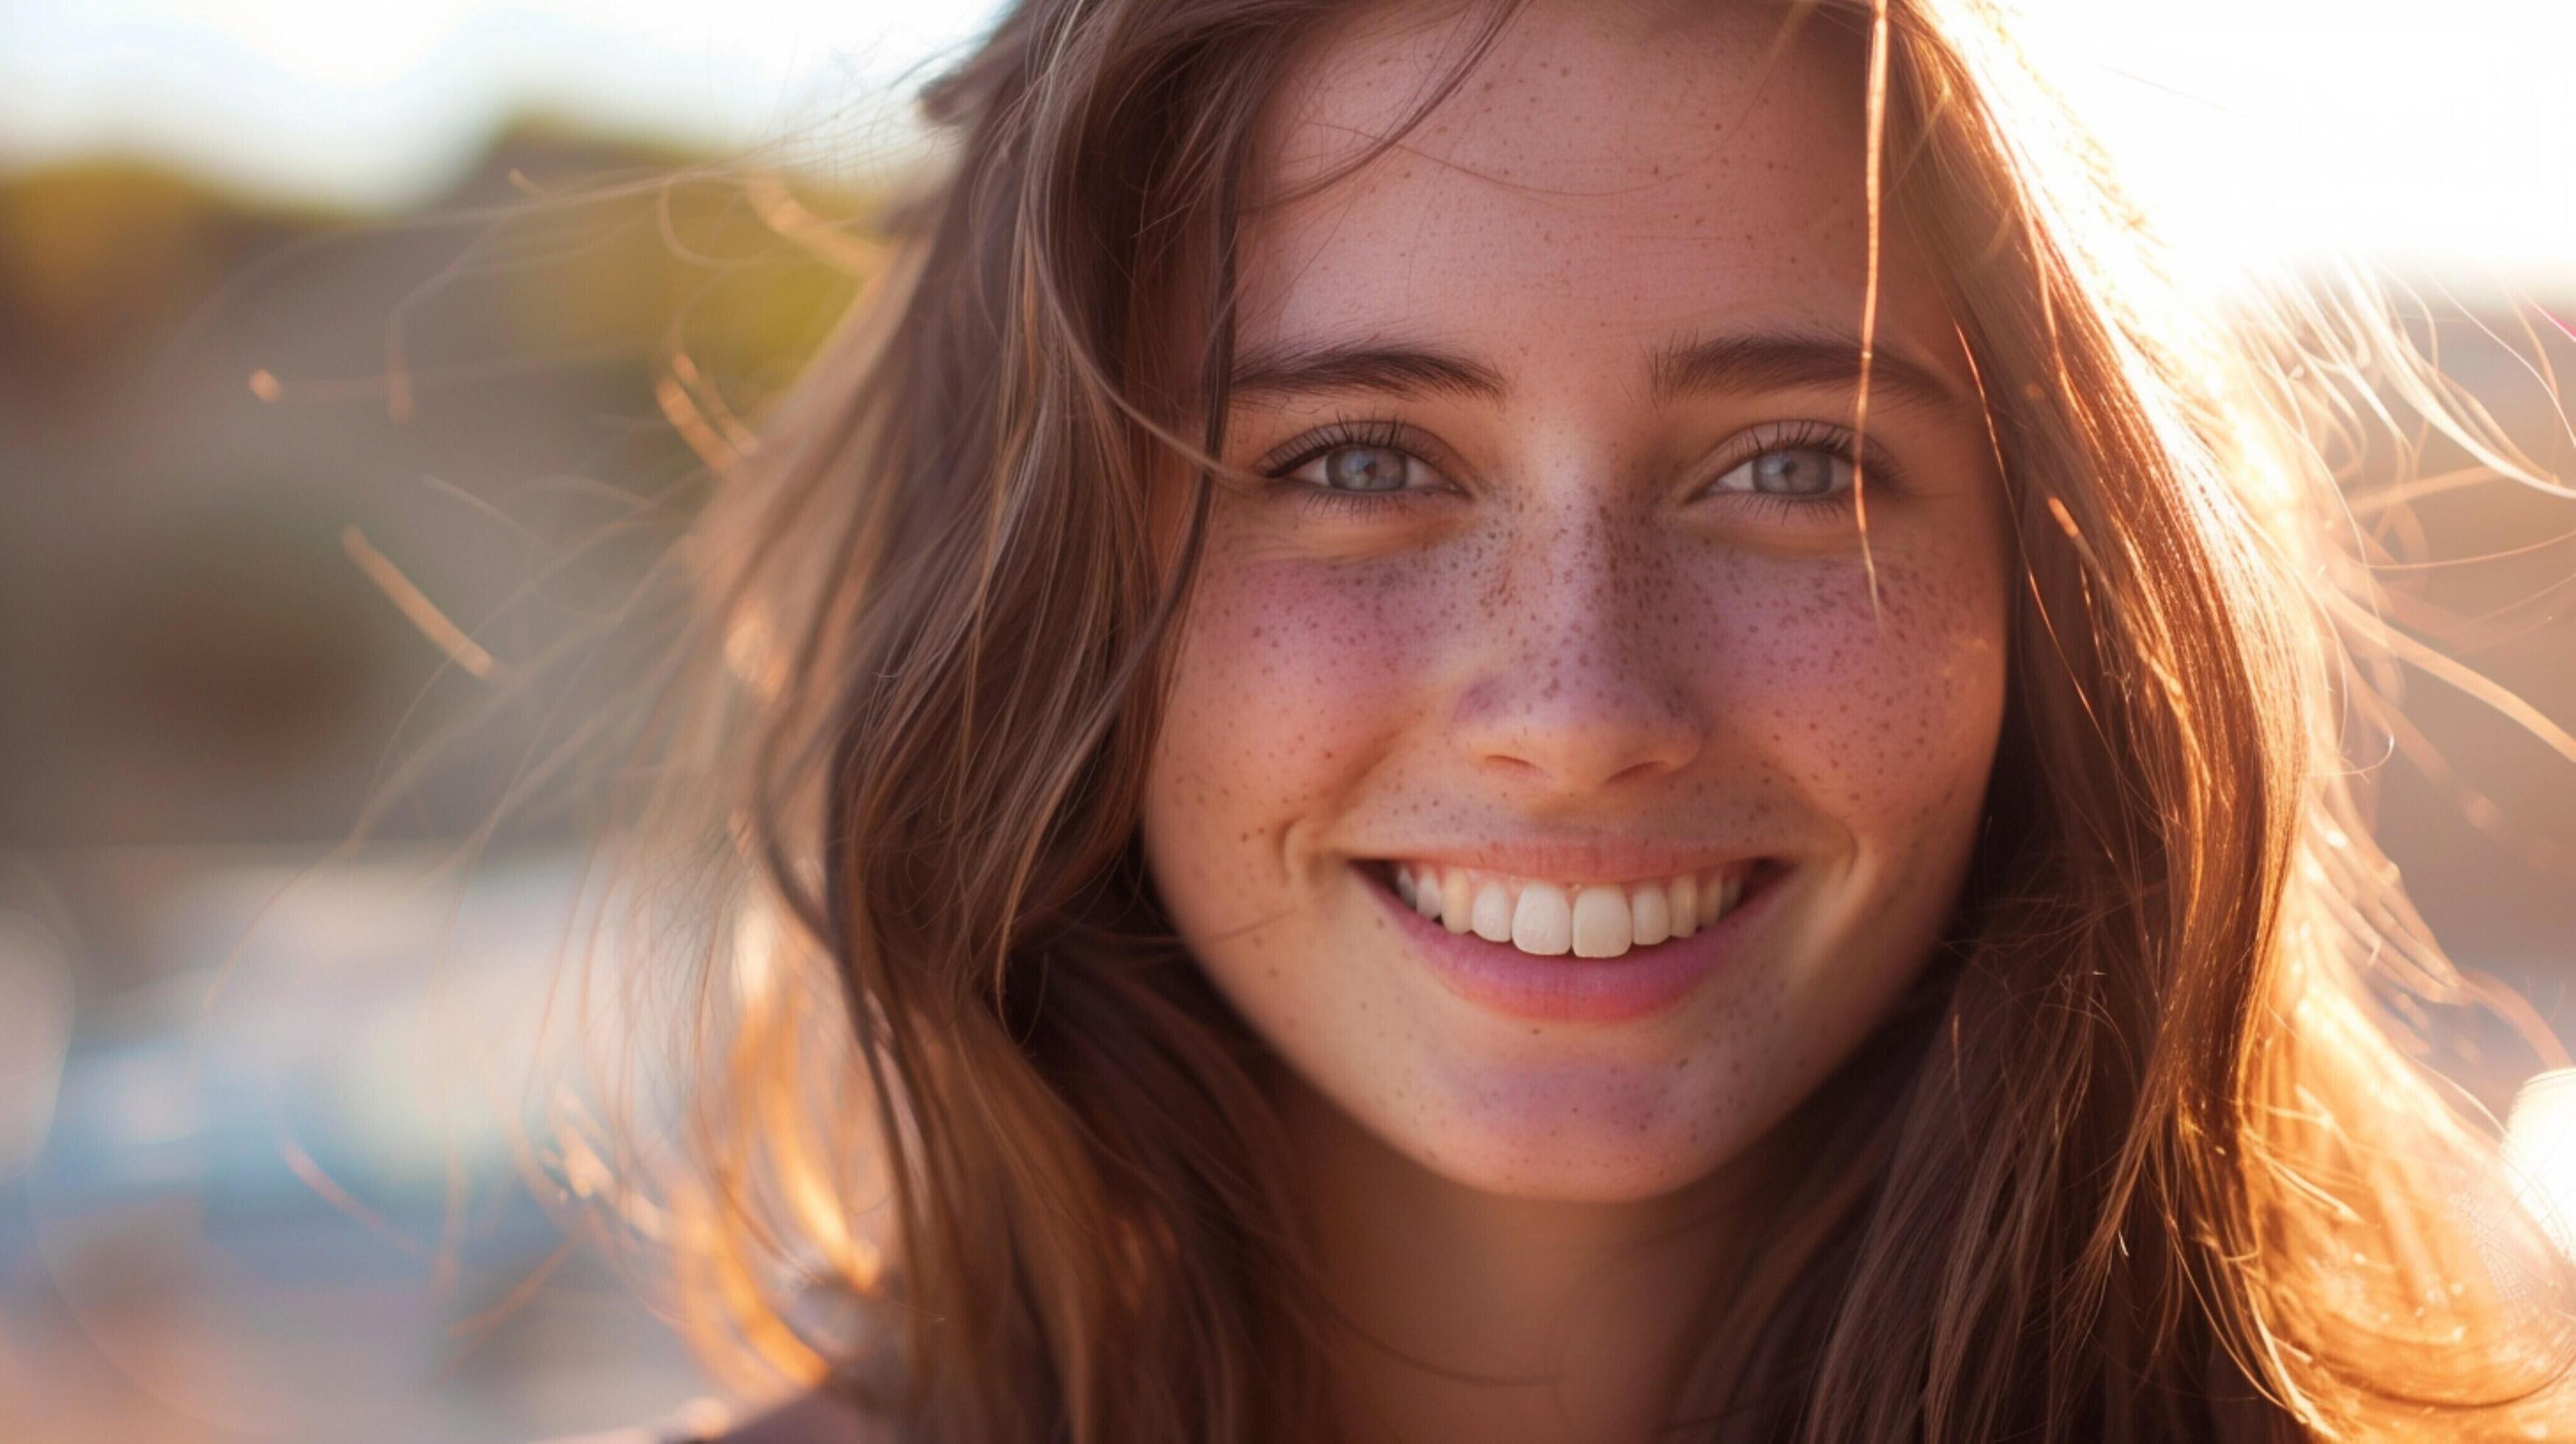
[1361,858,1775,961]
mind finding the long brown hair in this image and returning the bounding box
[595,1,2576,1437]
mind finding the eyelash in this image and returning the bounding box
[1700,418,1885,522]
[1257,417,1441,518]
[1255,417,1901,520]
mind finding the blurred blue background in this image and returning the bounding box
[0,1,2569,1438]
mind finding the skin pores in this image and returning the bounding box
[1140,0,2010,1203]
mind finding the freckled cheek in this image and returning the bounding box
[1160,555,1442,819]
[1698,556,2008,820]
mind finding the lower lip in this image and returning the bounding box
[1361,863,1780,1025]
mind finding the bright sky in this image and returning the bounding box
[1,0,2569,286]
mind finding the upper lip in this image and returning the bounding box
[1357,838,1766,886]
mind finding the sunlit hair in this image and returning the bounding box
[589,0,2576,1437]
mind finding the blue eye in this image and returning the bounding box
[1709,445,1853,499]
[1258,421,1449,515]
[1298,443,1419,493]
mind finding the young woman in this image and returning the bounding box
[611,0,2576,1438]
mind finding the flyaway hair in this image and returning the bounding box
[567,1,2576,1439]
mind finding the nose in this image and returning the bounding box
[1450,510,1705,797]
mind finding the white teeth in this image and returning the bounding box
[1441,869,1473,935]
[1629,886,1671,947]
[1383,861,1752,960]
[1668,875,1699,939]
[1570,886,1631,958]
[1471,882,1514,942]
[1411,868,1442,921]
[1511,883,1573,956]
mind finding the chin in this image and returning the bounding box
[1345,1056,1782,1203]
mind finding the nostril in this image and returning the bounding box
[1453,692,1704,795]
[1604,757,1674,788]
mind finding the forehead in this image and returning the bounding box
[1239,0,1955,388]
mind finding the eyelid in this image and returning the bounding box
[1692,418,1906,498]
[1243,415,1903,502]
[1253,415,1461,486]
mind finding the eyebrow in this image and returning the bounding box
[1646,329,1964,413]
[1226,328,1965,413]
[1227,340,1507,403]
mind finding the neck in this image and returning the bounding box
[1279,1082,1772,1444]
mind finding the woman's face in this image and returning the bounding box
[1141,0,2010,1200]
